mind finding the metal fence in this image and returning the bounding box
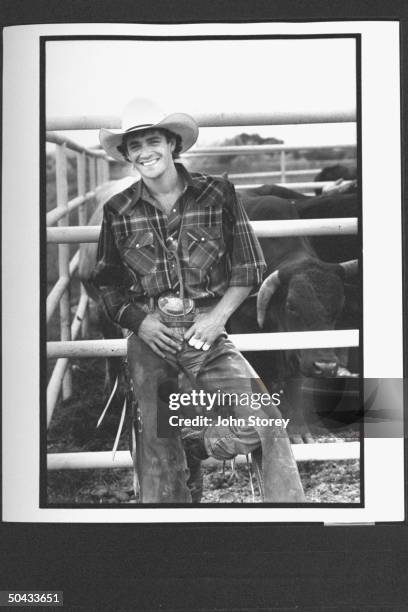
[46,136,109,414]
[46,110,358,468]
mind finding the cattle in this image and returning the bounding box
[294,191,361,380]
[229,195,359,442]
[294,192,360,262]
[242,183,309,200]
[313,164,357,195]
[241,164,357,201]
[240,185,360,264]
[239,186,361,376]
[240,163,359,265]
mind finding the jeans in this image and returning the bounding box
[131,301,267,459]
[127,305,305,503]
[166,330,263,459]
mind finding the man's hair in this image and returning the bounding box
[117,128,182,162]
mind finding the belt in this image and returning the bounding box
[130,292,220,327]
[131,293,220,310]
[190,296,221,308]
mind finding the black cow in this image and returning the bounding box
[229,196,358,442]
[240,184,360,264]
[242,183,309,200]
[294,192,360,262]
[314,164,357,195]
[241,164,357,201]
[240,185,361,387]
[293,192,361,377]
[240,188,361,359]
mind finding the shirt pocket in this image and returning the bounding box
[184,225,223,270]
[119,230,157,276]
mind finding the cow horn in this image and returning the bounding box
[339,259,359,278]
[257,270,280,328]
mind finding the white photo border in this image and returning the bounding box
[2,20,404,522]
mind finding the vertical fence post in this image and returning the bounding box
[76,151,89,338]
[103,158,110,183]
[56,143,72,399]
[96,158,102,187]
[280,150,286,182]
[77,151,87,224]
[97,157,108,187]
[89,156,97,190]
[89,156,97,214]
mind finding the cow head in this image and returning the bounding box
[257,259,358,378]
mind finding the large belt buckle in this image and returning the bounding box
[157,293,194,318]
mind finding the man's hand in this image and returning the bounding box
[138,313,182,358]
[184,286,253,351]
[184,311,226,351]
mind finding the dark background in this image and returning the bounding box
[1,1,407,609]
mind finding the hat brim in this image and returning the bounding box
[99,112,199,162]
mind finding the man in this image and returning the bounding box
[93,97,304,503]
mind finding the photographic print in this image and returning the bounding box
[2,21,404,522]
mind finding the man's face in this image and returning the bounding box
[125,129,175,180]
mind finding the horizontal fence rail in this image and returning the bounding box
[47,442,360,470]
[47,330,359,359]
[46,131,107,158]
[47,292,89,426]
[183,142,356,157]
[46,218,358,244]
[46,192,95,226]
[235,181,351,192]
[46,252,80,322]
[228,169,341,180]
[46,109,356,132]
[251,218,357,238]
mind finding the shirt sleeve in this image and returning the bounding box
[90,205,147,333]
[224,182,266,287]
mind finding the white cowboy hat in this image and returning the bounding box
[99,98,199,162]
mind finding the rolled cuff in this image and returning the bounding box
[229,263,266,288]
[116,302,148,334]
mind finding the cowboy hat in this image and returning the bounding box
[99,98,199,162]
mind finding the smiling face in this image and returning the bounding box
[124,129,176,181]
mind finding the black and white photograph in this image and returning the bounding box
[2,21,404,522]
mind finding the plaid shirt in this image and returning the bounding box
[91,164,265,330]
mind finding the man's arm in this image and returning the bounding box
[225,182,266,289]
[91,205,147,332]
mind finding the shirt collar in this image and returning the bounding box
[176,163,214,202]
[130,163,213,209]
